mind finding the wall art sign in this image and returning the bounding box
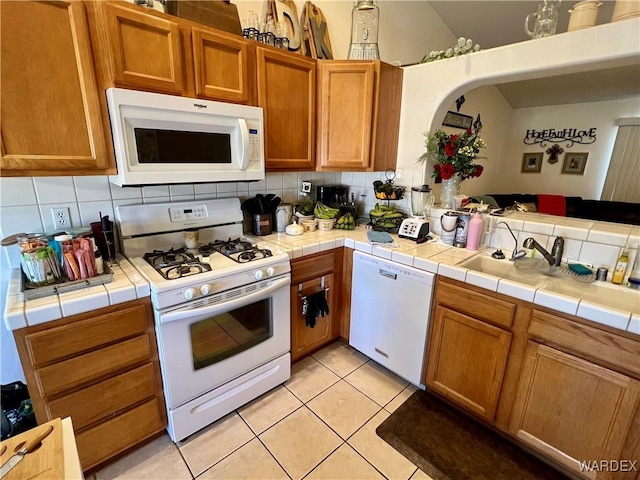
[442,111,473,130]
[523,127,597,147]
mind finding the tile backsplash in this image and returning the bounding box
[0,171,423,268]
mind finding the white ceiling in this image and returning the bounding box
[427,1,640,108]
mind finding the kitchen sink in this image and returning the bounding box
[460,250,640,315]
[459,252,543,286]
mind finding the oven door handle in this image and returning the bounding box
[160,276,290,324]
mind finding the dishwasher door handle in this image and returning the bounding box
[378,269,397,280]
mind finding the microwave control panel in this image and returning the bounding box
[246,120,263,171]
[169,205,208,222]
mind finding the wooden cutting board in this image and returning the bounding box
[0,418,63,480]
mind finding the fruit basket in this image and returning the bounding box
[373,169,405,200]
[368,203,407,232]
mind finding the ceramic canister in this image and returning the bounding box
[568,0,602,31]
[611,0,640,21]
[440,211,460,245]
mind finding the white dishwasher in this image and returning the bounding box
[349,251,435,387]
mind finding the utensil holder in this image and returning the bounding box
[252,213,272,236]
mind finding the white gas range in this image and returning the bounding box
[116,198,291,442]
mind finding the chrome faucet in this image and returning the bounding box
[493,221,527,261]
[523,237,564,266]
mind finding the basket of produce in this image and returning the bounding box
[313,201,340,220]
[373,169,405,200]
[295,197,315,220]
[369,203,407,232]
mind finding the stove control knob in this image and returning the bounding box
[266,267,275,277]
[254,270,265,280]
[184,288,197,300]
[200,284,212,295]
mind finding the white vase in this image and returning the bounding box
[440,174,461,209]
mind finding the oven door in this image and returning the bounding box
[156,275,290,409]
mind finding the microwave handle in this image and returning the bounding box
[238,118,249,170]
[160,275,290,324]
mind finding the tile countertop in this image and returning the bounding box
[4,256,150,331]
[5,228,637,337]
[249,226,640,337]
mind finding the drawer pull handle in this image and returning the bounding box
[379,270,397,280]
[375,347,389,358]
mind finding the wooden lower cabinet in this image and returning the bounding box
[13,298,166,473]
[425,306,512,421]
[510,342,640,479]
[290,249,342,361]
[425,277,640,479]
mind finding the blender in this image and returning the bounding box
[398,185,435,241]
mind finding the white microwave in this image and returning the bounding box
[106,88,265,186]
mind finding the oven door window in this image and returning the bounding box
[190,298,272,370]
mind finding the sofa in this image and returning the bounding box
[475,194,640,226]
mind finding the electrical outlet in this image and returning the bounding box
[51,207,71,228]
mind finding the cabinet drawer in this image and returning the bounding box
[291,251,334,285]
[76,397,165,471]
[23,303,149,367]
[529,310,640,378]
[435,280,515,330]
[35,335,152,398]
[45,363,158,431]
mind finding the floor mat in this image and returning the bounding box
[376,390,572,480]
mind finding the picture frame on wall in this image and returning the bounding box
[442,111,474,130]
[561,152,588,175]
[521,153,543,173]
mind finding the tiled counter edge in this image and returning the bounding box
[250,226,639,336]
[4,256,150,331]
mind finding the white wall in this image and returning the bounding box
[493,97,640,198]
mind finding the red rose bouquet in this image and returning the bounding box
[418,128,486,181]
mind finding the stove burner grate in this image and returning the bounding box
[143,247,212,280]
[199,238,273,263]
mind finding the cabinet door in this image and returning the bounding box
[317,61,375,171]
[291,274,336,362]
[509,342,640,479]
[425,306,512,421]
[0,1,110,176]
[102,2,184,94]
[256,46,316,171]
[192,27,250,104]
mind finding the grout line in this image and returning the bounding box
[299,440,346,480]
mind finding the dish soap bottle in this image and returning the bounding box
[611,249,629,284]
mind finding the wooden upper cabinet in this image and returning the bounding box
[256,46,316,171]
[192,28,250,104]
[509,342,640,479]
[317,61,375,171]
[99,2,184,94]
[0,1,110,176]
[316,60,403,172]
[425,305,512,422]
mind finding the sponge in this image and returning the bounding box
[568,263,593,275]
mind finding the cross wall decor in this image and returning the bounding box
[523,127,597,148]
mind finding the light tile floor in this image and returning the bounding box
[92,340,435,480]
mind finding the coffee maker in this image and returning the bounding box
[316,185,347,209]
